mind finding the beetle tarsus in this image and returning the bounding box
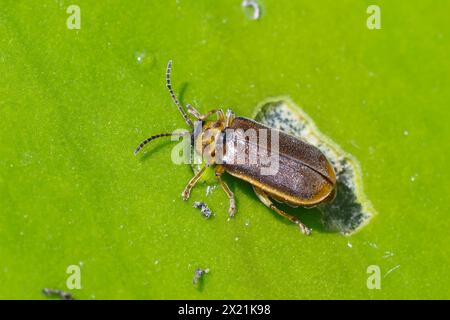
[228,198,236,218]
[296,221,312,236]
[182,166,209,202]
[181,191,189,201]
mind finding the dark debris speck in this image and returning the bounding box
[42,288,74,300]
[193,201,213,218]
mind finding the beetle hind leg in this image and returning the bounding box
[252,186,312,236]
[215,165,236,218]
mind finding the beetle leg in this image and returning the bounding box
[252,186,312,236]
[225,109,235,127]
[186,105,225,121]
[186,104,203,119]
[215,165,236,218]
[203,109,225,121]
[181,164,210,201]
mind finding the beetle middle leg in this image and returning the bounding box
[252,186,312,235]
[215,165,236,218]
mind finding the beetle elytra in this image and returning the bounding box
[134,61,337,235]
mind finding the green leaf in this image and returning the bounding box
[1,0,449,299]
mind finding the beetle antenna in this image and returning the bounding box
[166,60,194,128]
[134,132,189,155]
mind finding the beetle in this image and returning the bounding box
[134,60,336,235]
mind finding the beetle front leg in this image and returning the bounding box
[201,109,225,121]
[252,186,312,236]
[186,104,203,119]
[225,109,235,127]
[181,165,208,201]
[215,165,236,218]
[186,105,225,121]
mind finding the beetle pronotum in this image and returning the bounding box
[134,61,337,235]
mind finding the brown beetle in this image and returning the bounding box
[134,61,336,235]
